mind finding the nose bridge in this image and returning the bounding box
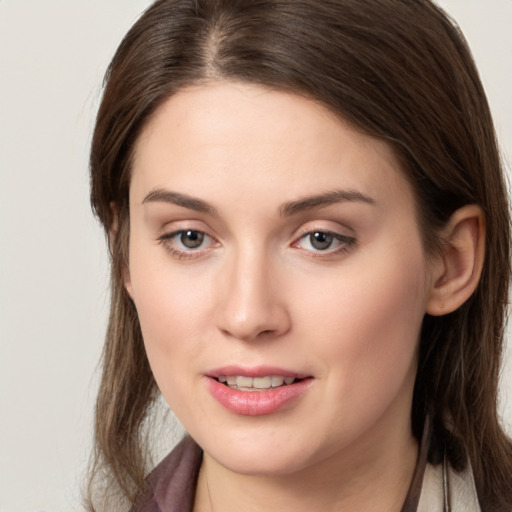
[215,242,289,341]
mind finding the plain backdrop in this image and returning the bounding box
[0,1,511,511]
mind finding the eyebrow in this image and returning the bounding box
[142,188,218,216]
[280,189,376,216]
[141,187,375,217]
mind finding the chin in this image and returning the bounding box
[193,424,324,476]
[212,448,309,476]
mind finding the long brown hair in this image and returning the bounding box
[88,0,512,509]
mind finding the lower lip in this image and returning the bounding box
[206,378,312,416]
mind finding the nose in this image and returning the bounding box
[214,249,291,342]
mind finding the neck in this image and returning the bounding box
[194,416,419,512]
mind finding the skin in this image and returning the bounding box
[125,82,446,511]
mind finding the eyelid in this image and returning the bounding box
[158,226,220,260]
[293,230,356,249]
[291,223,357,256]
[293,219,355,237]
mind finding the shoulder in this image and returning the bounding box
[130,436,203,512]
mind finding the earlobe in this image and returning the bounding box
[110,201,134,300]
[426,205,485,316]
[123,268,134,299]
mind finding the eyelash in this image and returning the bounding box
[158,230,218,260]
[157,229,357,260]
[293,230,357,257]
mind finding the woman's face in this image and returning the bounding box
[126,82,435,475]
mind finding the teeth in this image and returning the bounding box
[217,375,297,390]
[253,376,272,389]
[236,376,253,388]
[271,376,284,387]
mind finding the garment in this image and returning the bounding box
[129,429,481,512]
[417,457,481,512]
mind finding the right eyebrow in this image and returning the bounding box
[141,188,218,216]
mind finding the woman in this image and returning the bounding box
[87,0,512,510]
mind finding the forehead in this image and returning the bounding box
[131,82,413,213]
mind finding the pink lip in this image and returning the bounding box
[206,370,313,416]
[207,365,310,379]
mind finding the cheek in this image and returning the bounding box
[295,245,427,410]
[127,248,214,387]
[132,274,211,419]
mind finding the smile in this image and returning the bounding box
[207,369,313,415]
[217,375,297,391]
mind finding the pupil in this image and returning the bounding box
[311,232,333,250]
[181,230,204,249]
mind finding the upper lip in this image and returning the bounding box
[207,365,311,379]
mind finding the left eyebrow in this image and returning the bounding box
[280,189,376,217]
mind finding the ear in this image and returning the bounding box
[426,205,485,316]
[123,263,134,300]
[110,201,134,300]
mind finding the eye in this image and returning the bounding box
[176,230,206,249]
[307,232,335,250]
[295,230,356,254]
[158,229,218,259]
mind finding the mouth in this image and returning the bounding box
[206,367,313,415]
[215,375,302,391]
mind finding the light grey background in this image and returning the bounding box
[0,1,511,510]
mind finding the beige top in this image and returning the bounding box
[418,456,481,511]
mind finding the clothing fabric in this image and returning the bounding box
[130,436,202,512]
[417,456,481,511]
[129,429,481,512]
